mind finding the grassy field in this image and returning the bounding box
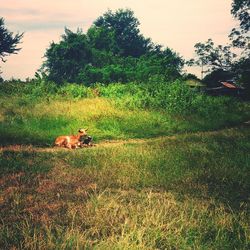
[0,88,249,146]
[0,82,250,249]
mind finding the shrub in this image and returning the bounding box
[57,83,93,99]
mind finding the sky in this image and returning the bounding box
[0,0,237,80]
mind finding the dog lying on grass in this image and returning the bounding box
[54,128,94,149]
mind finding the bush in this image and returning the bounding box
[57,83,94,99]
[0,80,58,99]
[96,80,199,114]
[0,80,244,123]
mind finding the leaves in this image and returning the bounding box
[94,9,152,57]
[0,17,23,62]
[43,9,183,84]
[229,0,250,50]
[190,39,237,72]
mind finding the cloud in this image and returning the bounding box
[8,19,92,32]
[0,7,41,16]
[0,0,95,32]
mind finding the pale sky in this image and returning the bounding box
[0,0,236,80]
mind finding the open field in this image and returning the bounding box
[0,83,250,249]
[1,125,250,249]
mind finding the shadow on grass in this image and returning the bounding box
[0,150,54,175]
[0,115,71,147]
[169,173,250,212]
[0,134,52,147]
[1,124,249,213]
[166,127,250,212]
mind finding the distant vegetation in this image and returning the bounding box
[41,9,183,85]
[0,80,249,146]
[38,5,249,95]
[188,0,249,94]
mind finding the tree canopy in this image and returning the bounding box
[94,9,152,57]
[43,9,183,85]
[188,39,237,74]
[0,17,23,63]
[44,28,91,83]
[188,0,249,92]
[229,0,250,50]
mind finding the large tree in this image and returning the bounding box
[0,17,23,63]
[43,9,183,84]
[188,0,249,80]
[44,28,91,83]
[94,9,152,57]
[229,0,250,50]
[188,39,237,79]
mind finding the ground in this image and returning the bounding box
[0,123,249,249]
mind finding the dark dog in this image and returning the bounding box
[83,136,93,145]
[79,136,93,147]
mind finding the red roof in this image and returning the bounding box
[221,82,237,89]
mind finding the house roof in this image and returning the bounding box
[221,81,237,89]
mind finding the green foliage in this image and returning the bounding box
[189,37,249,97]
[87,26,118,53]
[57,83,93,99]
[230,0,250,49]
[182,73,200,81]
[232,57,250,98]
[97,80,240,119]
[76,51,183,85]
[94,9,152,57]
[189,1,249,92]
[0,17,23,63]
[231,0,250,31]
[44,28,91,83]
[135,49,183,82]
[1,80,249,146]
[42,9,183,85]
[203,69,234,87]
[78,64,128,84]
[0,80,57,99]
[188,39,237,74]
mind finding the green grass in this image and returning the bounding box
[0,126,249,249]
[0,81,250,249]
[1,94,249,146]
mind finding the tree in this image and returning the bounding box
[188,39,237,79]
[0,17,23,63]
[229,0,250,97]
[43,9,183,85]
[135,48,184,82]
[232,57,250,97]
[44,28,91,83]
[94,9,152,57]
[87,26,119,54]
[229,0,250,50]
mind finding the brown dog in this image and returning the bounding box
[54,128,88,149]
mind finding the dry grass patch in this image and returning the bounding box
[1,188,249,249]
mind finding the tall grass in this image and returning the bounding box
[0,80,249,146]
